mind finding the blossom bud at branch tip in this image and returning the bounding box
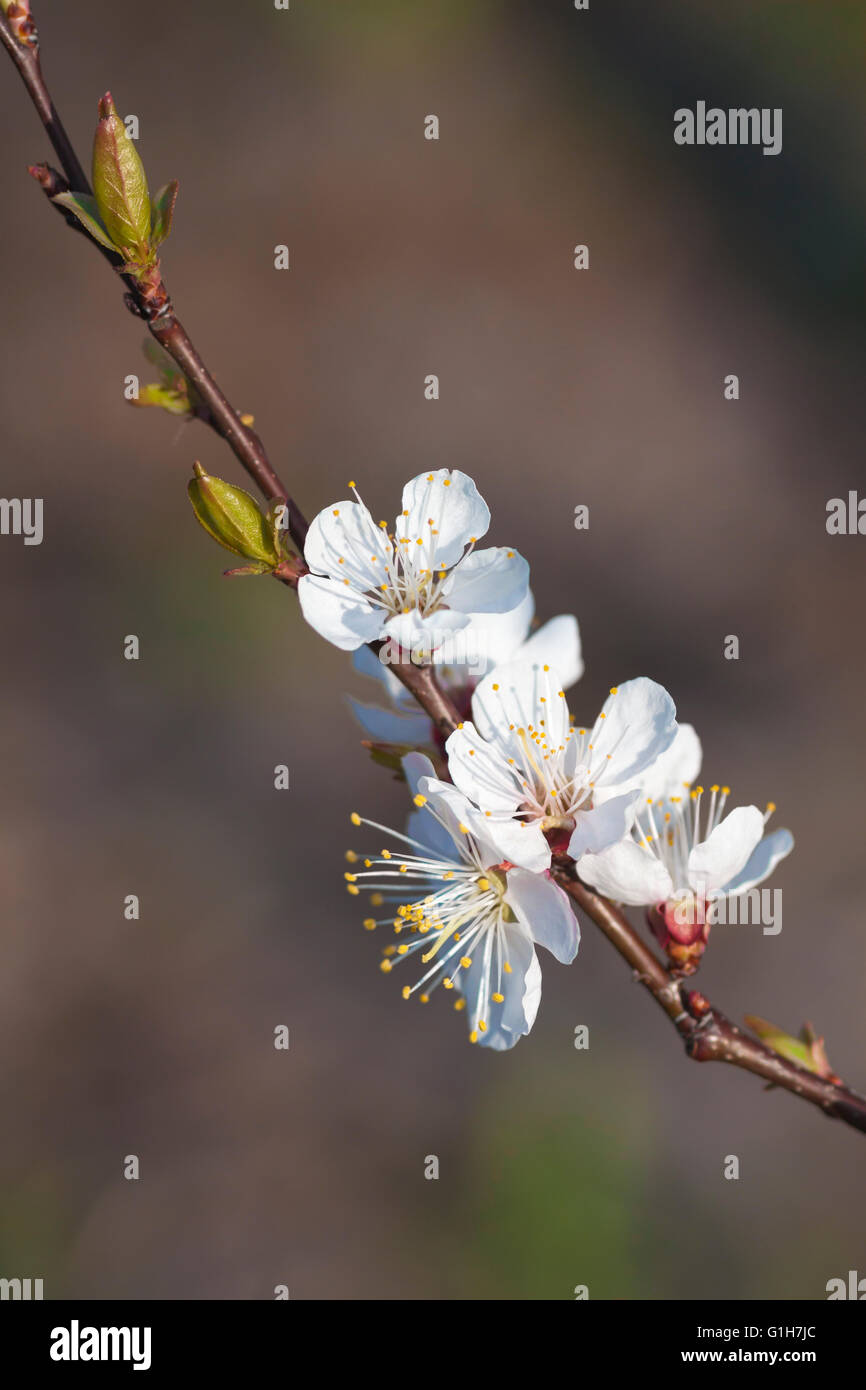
[92,91,152,259]
[1,1,37,48]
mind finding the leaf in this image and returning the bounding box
[131,383,192,417]
[744,1015,823,1073]
[223,562,274,577]
[151,180,179,245]
[50,191,117,252]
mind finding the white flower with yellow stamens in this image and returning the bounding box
[444,664,679,873]
[345,753,580,1050]
[347,594,583,746]
[577,723,794,911]
[298,469,530,654]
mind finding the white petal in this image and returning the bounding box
[567,790,640,859]
[470,658,572,753]
[297,573,384,651]
[402,755,456,858]
[443,589,535,678]
[578,839,673,906]
[304,498,390,587]
[383,606,471,660]
[346,698,433,744]
[639,723,703,801]
[461,925,542,1050]
[688,805,765,894]
[415,774,504,868]
[351,644,409,705]
[402,752,437,796]
[514,614,583,690]
[721,828,794,896]
[445,721,525,814]
[476,815,552,872]
[589,677,678,798]
[396,469,490,571]
[505,867,580,963]
[442,546,530,616]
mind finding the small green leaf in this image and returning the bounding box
[745,1015,823,1074]
[223,562,274,577]
[132,383,192,417]
[151,180,179,245]
[92,91,152,257]
[50,191,117,252]
[188,463,281,565]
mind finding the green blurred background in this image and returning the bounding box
[0,0,864,1299]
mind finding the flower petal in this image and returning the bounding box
[505,866,580,963]
[402,756,457,859]
[578,839,674,906]
[415,774,504,868]
[589,677,678,799]
[688,805,765,894]
[442,546,530,616]
[304,498,390,587]
[444,589,535,677]
[470,658,572,753]
[383,606,471,659]
[445,720,526,814]
[475,815,552,873]
[515,614,583,690]
[297,573,384,650]
[402,752,437,797]
[460,924,542,1050]
[721,827,794,896]
[396,469,490,571]
[567,790,640,859]
[346,698,432,744]
[638,722,702,801]
[351,644,410,705]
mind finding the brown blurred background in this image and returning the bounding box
[0,0,864,1299]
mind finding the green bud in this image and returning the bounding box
[92,92,152,258]
[188,463,281,566]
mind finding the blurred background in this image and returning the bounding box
[1,0,864,1299]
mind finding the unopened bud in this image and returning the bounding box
[1,1,37,47]
[92,92,151,257]
[188,462,281,567]
[647,896,710,974]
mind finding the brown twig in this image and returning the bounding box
[0,10,307,551]
[554,871,866,1134]
[4,8,865,1136]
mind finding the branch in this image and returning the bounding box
[4,8,865,1137]
[554,870,866,1134]
[0,9,307,551]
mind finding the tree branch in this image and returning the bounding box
[4,8,865,1136]
[0,9,307,551]
[553,870,866,1134]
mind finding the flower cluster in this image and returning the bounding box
[300,469,794,1049]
